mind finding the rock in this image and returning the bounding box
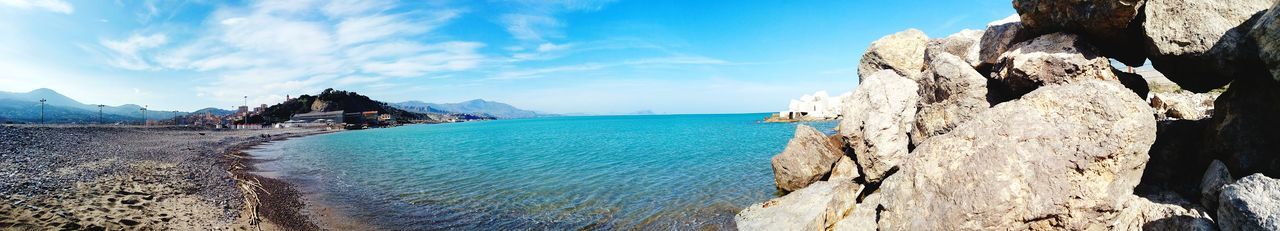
[979,14,1032,70]
[828,192,882,231]
[822,183,864,230]
[735,181,859,231]
[1135,120,1215,200]
[877,81,1157,230]
[1142,0,1273,92]
[1115,68,1151,98]
[1203,74,1280,177]
[771,125,846,192]
[991,33,1119,97]
[1203,160,1235,213]
[1255,3,1280,82]
[1217,173,1280,231]
[1151,91,1221,121]
[1111,193,1217,231]
[911,53,990,145]
[858,29,928,81]
[828,155,860,183]
[925,29,982,67]
[837,70,920,183]
[1012,0,1147,66]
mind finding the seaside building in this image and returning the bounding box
[777,90,850,120]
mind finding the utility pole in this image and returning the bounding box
[141,105,147,126]
[98,105,104,124]
[39,98,46,124]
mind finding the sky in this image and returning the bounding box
[0,0,1014,114]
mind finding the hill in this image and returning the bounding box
[0,88,188,123]
[192,107,235,116]
[394,99,550,119]
[243,88,434,124]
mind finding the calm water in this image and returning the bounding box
[250,113,835,230]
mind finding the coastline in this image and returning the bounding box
[231,130,376,231]
[0,125,336,230]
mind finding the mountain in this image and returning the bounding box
[244,88,436,124]
[0,88,189,121]
[192,107,235,116]
[394,99,550,119]
[0,99,140,124]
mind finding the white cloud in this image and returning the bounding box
[0,0,73,14]
[489,55,730,80]
[100,33,168,70]
[130,0,483,106]
[501,14,561,42]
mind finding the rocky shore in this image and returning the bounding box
[739,0,1280,230]
[0,125,333,230]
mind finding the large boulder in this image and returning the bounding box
[1204,159,1235,214]
[911,53,990,146]
[771,124,845,192]
[991,33,1120,97]
[1012,0,1147,66]
[1115,68,1152,98]
[734,181,859,231]
[1217,173,1280,231]
[979,14,1032,70]
[877,81,1158,230]
[1142,0,1273,92]
[828,191,883,231]
[858,29,928,81]
[925,29,983,67]
[1111,193,1218,231]
[1254,2,1280,83]
[1203,74,1280,178]
[837,70,920,183]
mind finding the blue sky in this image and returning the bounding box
[0,0,1013,114]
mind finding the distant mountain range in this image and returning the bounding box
[392,99,553,119]
[0,88,193,123]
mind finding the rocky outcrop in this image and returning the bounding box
[1217,174,1280,231]
[979,14,1031,69]
[911,53,989,145]
[1142,0,1273,92]
[877,81,1157,230]
[991,33,1120,97]
[1151,91,1221,121]
[775,91,852,121]
[771,125,845,192]
[858,29,928,81]
[1111,193,1218,231]
[925,29,982,67]
[828,192,882,231]
[1203,74,1280,178]
[837,70,919,183]
[1254,3,1280,82]
[1137,120,1215,199]
[1012,0,1147,66]
[1203,160,1235,213]
[734,181,859,231]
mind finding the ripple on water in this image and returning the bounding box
[251,114,836,229]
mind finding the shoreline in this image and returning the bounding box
[0,125,336,229]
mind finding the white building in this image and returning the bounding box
[778,90,851,120]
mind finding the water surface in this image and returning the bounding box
[251,113,835,230]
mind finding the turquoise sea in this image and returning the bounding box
[250,113,836,230]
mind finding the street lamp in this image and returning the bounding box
[38,98,46,124]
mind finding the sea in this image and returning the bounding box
[249,113,837,230]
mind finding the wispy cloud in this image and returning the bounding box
[0,0,73,14]
[498,0,617,42]
[99,33,168,70]
[488,55,730,80]
[115,0,483,104]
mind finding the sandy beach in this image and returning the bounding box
[0,125,334,230]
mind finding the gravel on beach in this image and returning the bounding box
[0,125,329,230]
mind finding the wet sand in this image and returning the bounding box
[0,125,334,230]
